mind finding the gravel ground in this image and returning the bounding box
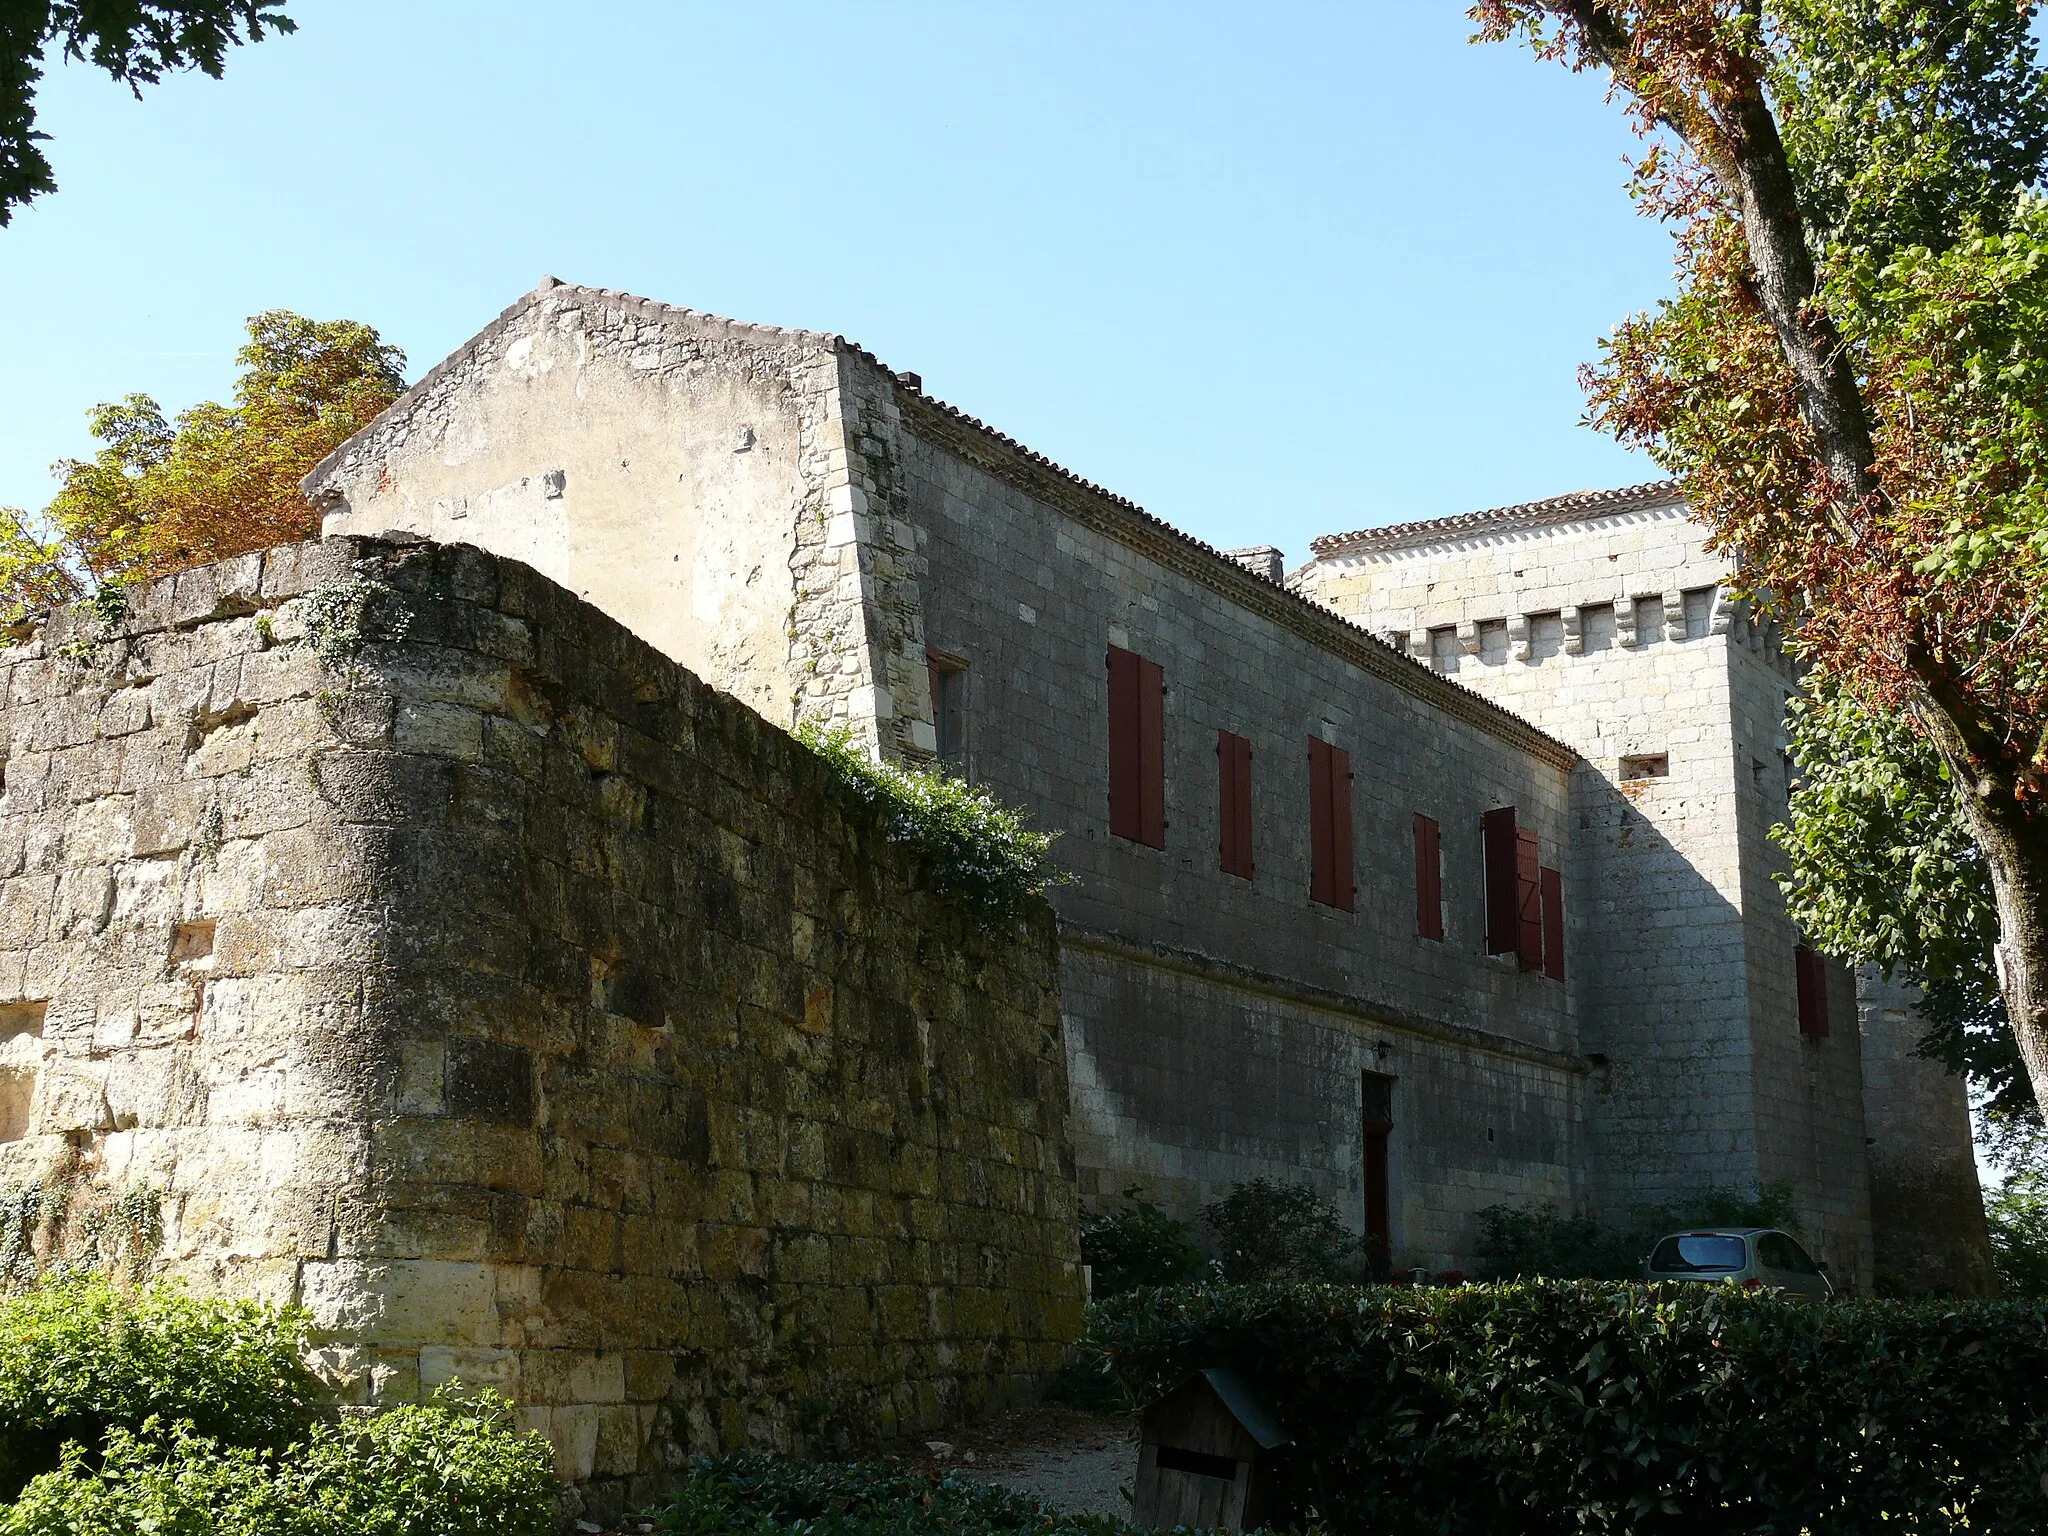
[919,1407,1140,1520]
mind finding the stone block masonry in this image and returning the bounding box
[0,536,1083,1515]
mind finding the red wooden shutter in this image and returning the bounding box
[1330,744,1355,912]
[1137,655,1165,847]
[1308,738,1333,905]
[1413,813,1443,941]
[1107,647,1164,849]
[1218,731,1253,879]
[1539,865,1565,982]
[1515,828,1543,970]
[1796,944,1830,1037]
[1482,807,1519,954]
[1308,738,1353,910]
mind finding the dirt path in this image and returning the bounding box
[915,1406,1139,1520]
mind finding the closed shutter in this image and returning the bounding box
[1482,807,1519,955]
[1413,813,1443,941]
[1796,944,1830,1037]
[1218,730,1253,879]
[1540,865,1564,982]
[1308,738,1354,911]
[1515,828,1543,970]
[1107,646,1165,848]
[1362,1071,1394,1270]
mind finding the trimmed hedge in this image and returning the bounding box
[1085,1280,2048,1533]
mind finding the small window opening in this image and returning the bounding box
[926,650,968,766]
[1620,754,1670,781]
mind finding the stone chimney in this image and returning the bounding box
[1224,545,1285,583]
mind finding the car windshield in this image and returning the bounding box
[1650,1235,1747,1273]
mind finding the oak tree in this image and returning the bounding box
[1476,0,2048,1111]
[0,310,403,621]
[2,1,292,225]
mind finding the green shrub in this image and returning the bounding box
[1201,1180,1356,1283]
[1475,1183,1801,1281]
[0,1278,321,1498]
[3,1395,556,1536]
[645,1454,1154,1536]
[797,723,1067,924]
[1081,1188,1204,1299]
[1085,1278,2048,1532]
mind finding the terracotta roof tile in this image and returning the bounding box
[1310,480,1686,558]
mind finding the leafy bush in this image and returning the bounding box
[1475,1184,1800,1281]
[797,724,1067,923]
[0,1278,321,1498]
[1086,1279,2048,1533]
[645,1454,1153,1536]
[1201,1179,1356,1283]
[4,1395,555,1536]
[1080,1188,1204,1299]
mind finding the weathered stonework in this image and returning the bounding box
[0,536,1082,1512]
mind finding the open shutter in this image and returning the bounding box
[1308,739,1333,905]
[1218,731,1253,879]
[1540,865,1565,982]
[1413,814,1443,941]
[1482,807,1519,954]
[1107,647,1164,849]
[1515,828,1543,970]
[1137,655,1165,847]
[1796,944,1830,1037]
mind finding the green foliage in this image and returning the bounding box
[1477,1185,1800,1281]
[1200,1179,1357,1283]
[2,3,295,225]
[1772,677,2025,1117]
[0,1277,321,1499]
[1087,1278,2048,1532]
[1986,1171,2048,1299]
[796,723,1067,924]
[1,312,403,623]
[1770,0,2048,258]
[2,1394,556,1536]
[300,573,404,675]
[1079,1189,1204,1299]
[645,1454,1166,1536]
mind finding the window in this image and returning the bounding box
[1482,808,1542,968]
[1308,737,1355,910]
[1650,1234,1746,1273]
[1107,645,1165,848]
[926,649,967,765]
[1619,753,1669,781]
[1540,866,1565,982]
[1362,1072,1395,1265]
[1796,943,1831,1037]
[1412,813,1443,941]
[1757,1232,1822,1274]
[1217,730,1253,880]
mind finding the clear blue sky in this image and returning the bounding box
[0,1,1673,564]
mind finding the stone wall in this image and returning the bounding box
[829,353,1589,1269]
[0,536,1082,1513]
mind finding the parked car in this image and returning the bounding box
[1643,1227,1834,1300]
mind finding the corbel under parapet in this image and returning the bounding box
[1507,613,1531,663]
[1561,605,1584,655]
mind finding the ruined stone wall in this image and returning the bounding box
[0,537,1082,1515]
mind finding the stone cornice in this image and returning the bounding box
[1060,924,1589,1076]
